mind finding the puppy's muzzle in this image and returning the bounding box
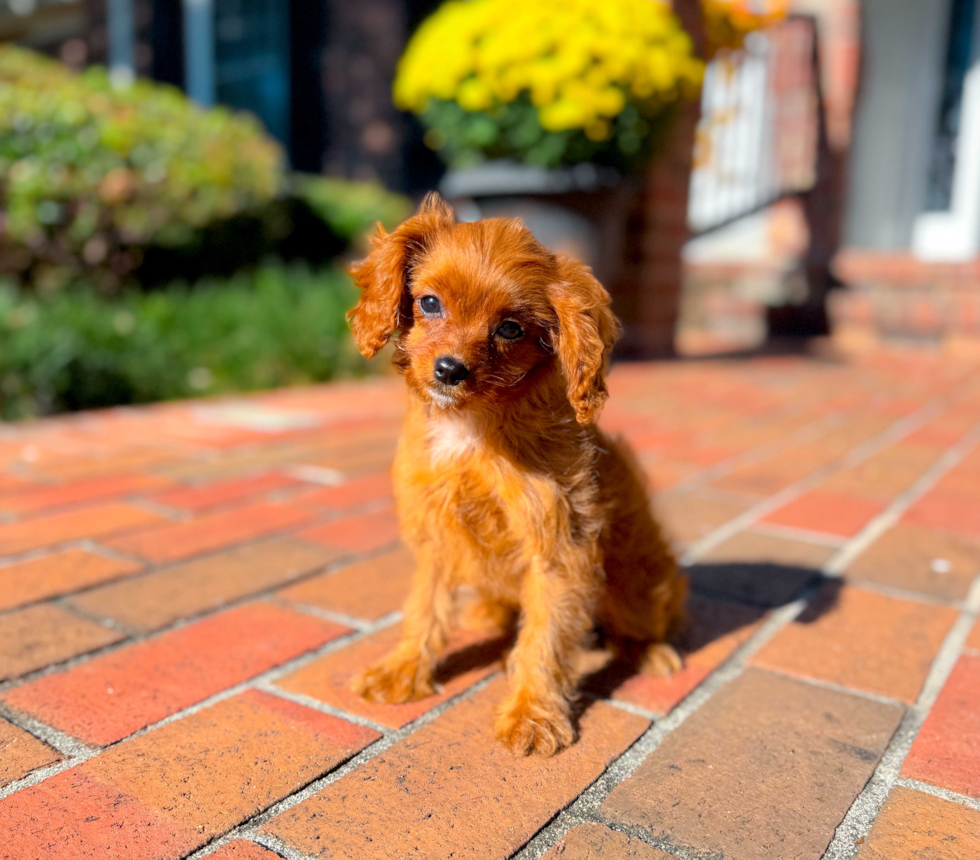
[433,355,469,387]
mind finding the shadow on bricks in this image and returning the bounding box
[431,631,515,688]
[580,563,838,711]
[685,560,829,608]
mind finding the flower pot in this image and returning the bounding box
[439,161,643,303]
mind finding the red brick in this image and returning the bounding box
[2,602,349,745]
[584,595,765,715]
[206,842,282,860]
[543,824,673,860]
[903,488,980,539]
[967,618,980,652]
[0,550,141,611]
[24,450,179,482]
[712,445,834,496]
[932,465,980,498]
[277,545,413,620]
[103,501,315,564]
[905,424,969,450]
[643,460,701,491]
[0,473,170,516]
[0,718,62,788]
[821,444,940,501]
[657,491,751,546]
[0,767,199,860]
[70,537,340,631]
[753,584,957,703]
[0,503,165,557]
[902,654,980,799]
[846,524,980,601]
[857,787,980,859]
[262,679,647,859]
[0,604,123,681]
[149,471,298,513]
[86,691,378,837]
[0,691,378,860]
[601,669,904,860]
[299,506,400,554]
[762,490,886,537]
[277,624,507,728]
[294,471,393,511]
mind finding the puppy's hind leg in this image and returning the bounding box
[352,546,452,704]
[602,566,689,678]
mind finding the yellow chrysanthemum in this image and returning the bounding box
[394,0,707,133]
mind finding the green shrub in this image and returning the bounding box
[0,265,369,420]
[0,45,410,292]
[292,175,412,244]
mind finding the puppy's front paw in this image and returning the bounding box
[495,698,575,757]
[641,642,683,677]
[351,656,435,704]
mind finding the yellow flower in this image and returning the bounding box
[457,77,494,111]
[539,98,589,132]
[394,0,708,121]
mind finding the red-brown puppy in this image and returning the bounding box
[347,192,686,756]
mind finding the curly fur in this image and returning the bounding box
[347,193,687,756]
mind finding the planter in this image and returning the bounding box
[439,161,644,309]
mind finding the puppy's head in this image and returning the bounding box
[348,193,620,424]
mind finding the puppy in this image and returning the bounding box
[347,193,687,756]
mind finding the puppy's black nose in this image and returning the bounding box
[433,355,469,386]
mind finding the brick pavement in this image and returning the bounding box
[1,353,980,859]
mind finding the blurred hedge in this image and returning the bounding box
[0,265,368,420]
[0,46,410,292]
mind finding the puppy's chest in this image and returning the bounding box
[425,415,483,466]
[407,417,522,537]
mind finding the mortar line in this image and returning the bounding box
[839,577,967,609]
[271,600,388,633]
[54,596,142,637]
[248,833,315,860]
[894,778,980,813]
[253,681,392,736]
[747,521,849,547]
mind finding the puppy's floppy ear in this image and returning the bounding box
[347,192,454,358]
[548,255,622,425]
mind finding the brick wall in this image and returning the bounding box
[831,251,980,352]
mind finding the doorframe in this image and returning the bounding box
[913,0,980,260]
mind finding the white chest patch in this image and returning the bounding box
[426,414,482,465]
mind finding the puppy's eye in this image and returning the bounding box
[496,320,523,340]
[418,295,441,315]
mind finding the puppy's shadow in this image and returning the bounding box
[431,630,515,686]
[574,562,841,727]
